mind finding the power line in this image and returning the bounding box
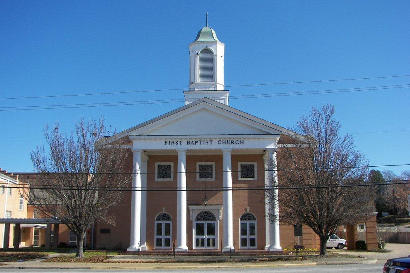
[6,180,410,192]
[1,83,409,112]
[1,73,409,102]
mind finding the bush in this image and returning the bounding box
[355,240,367,250]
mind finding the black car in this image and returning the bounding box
[383,257,410,273]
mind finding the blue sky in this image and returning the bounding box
[0,0,409,175]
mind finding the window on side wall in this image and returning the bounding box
[19,197,24,211]
[5,211,12,218]
[238,162,257,180]
[197,162,215,181]
[155,162,173,181]
[69,231,77,245]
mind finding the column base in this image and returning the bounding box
[140,244,148,251]
[222,246,235,252]
[267,245,282,252]
[175,246,188,252]
[127,246,141,252]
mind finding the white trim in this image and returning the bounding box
[238,162,257,181]
[155,162,174,181]
[196,162,215,181]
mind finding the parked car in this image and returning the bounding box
[326,234,346,249]
[383,257,410,273]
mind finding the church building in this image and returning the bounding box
[98,23,315,252]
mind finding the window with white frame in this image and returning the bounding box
[240,213,257,249]
[238,162,257,180]
[155,213,172,248]
[194,211,217,249]
[196,162,215,181]
[155,162,173,181]
[19,197,24,211]
[5,210,12,218]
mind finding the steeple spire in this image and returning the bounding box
[206,12,208,27]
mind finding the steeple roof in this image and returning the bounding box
[194,26,219,42]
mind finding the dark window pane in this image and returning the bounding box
[198,164,213,179]
[156,223,162,236]
[241,238,247,247]
[207,223,215,236]
[240,213,256,221]
[249,223,255,236]
[240,163,255,179]
[210,238,215,247]
[207,238,211,247]
[156,213,171,221]
[164,223,170,236]
[156,238,162,247]
[250,238,256,247]
[157,164,172,179]
[196,223,204,236]
[241,223,247,236]
[196,211,216,221]
[294,224,303,237]
[164,238,170,247]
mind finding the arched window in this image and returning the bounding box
[240,213,257,249]
[198,48,214,82]
[194,211,217,249]
[155,213,172,248]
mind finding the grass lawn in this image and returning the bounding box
[0,252,47,262]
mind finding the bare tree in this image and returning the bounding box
[275,105,374,255]
[28,119,130,257]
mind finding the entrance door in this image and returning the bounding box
[194,211,217,249]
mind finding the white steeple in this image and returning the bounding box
[184,15,229,105]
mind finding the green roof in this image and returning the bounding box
[195,26,219,42]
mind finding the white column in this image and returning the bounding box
[176,149,188,251]
[264,148,282,251]
[127,148,142,251]
[140,153,148,251]
[222,149,234,252]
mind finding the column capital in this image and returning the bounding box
[131,147,142,153]
[222,148,232,153]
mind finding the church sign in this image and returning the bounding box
[164,138,245,146]
[130,135,279,150]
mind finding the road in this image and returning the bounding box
[0,263,383,273]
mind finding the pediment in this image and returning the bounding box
[104,99,302,144]
[144,108,270,135]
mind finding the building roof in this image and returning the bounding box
[195,26,219,42]
[100,98,306,145]
[0,172,18,184]
[0,218,61,224]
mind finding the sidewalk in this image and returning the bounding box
[0,254,375,270]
